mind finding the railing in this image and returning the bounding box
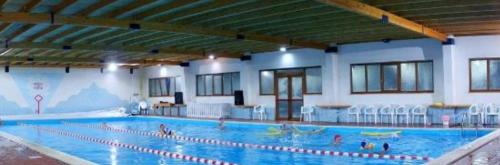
[186,103,231,119]
[427,129,500,165]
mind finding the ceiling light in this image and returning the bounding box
[208,54,215,60]
[279,46,287,52]
[108,62,118,72]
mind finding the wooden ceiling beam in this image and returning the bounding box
[134,0,198,20]
[181,0,301,25]
[315,0,447,41]
[6,42,212,59]
[0,11,327,49]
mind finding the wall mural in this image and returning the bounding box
[0,68,136,116]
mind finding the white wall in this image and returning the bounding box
[141,65,186,104]
[453,35,500,104]
[337,38,444,105]
[140,35,500,110]
[0,67,140,115]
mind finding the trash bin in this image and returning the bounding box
[442,115,450,128]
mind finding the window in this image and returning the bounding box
[305,67,322,94]
[470,58,500,91]
[196,72,240,96]
[259,67,322,95]
[149,77,180,97]
[260,70,275,95]
[350,61,433,93]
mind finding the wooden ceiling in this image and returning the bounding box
[0,0,497,68]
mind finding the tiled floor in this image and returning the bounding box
[0,136,66,165]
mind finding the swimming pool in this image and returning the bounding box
[0,117,492,165]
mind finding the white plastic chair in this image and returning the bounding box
[395,105,411,125]
[253,105,266,120]
[300,105,315,122]
[347,105,362,124]
[411,105,428,125]
[138,101,149,115]
[363,105,378,124]
[379,105,395,125]
[468,104,483,125]
[484,103,500,125]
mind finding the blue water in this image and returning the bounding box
[0,117,491,165]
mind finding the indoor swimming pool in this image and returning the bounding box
[0,117,492,165]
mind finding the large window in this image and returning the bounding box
[470,58,500,92]
[149,77,181,97]
[351,61,433,93]
[259,67,322,95]
[197,72,240,96]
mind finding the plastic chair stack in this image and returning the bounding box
[379,105,395,125]
[347,105,362,124]
[411,105,428,125]
[484,103,500,125]
[395,105,411,125]
[363,105,378,124]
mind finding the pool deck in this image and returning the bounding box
[0,136,67,165]
[142,115,500,129]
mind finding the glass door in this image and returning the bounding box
[275,71,304,121]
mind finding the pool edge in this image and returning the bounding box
[0,131,97,165]
[427,128,500,165]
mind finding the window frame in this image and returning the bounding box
[148,77,179,97]
[350,60,433,94]
[259,66,322,95]
[196,72,240,96]
[469,58,500,92]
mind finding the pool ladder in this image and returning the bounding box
[460,113,480,137]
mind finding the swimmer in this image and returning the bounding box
[280,123,289,131]
[101,122,109,128]
[382,142,390,153]
[218,118,225,130]
[332,134,342,145]
[360,140,375,150]
[159,124,174,136]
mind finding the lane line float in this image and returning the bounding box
[20,124,237,165]
[63,122,432,162]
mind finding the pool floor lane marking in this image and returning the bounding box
[63,122,433,162]
[20,124,238,165]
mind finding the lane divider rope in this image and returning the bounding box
[63,122,432,162]
[20,124,238,165]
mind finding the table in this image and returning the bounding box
[153,103,186,116]
[233,105,256,119]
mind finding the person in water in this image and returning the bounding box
[101,122,109,128]
[159,124,174,136]
[360,140,375,150]
[382,142,390,153]
[218,118,225,130]
[332,134,342,145]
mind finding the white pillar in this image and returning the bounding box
[327,51,340,104]
[441,36,456,104]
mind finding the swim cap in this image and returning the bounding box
[361,141,367,148]
[334,135,340,139]
[383,143,389,151]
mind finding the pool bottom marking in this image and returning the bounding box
[20,124,238,165]
[63,122,433,162]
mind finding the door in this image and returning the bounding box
[275,72,304,121]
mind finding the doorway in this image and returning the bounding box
[275,69,304,121]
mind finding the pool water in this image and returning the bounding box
[0,117,491,165]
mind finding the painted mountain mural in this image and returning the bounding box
[44,83,128,113]
[0,95,33,115]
